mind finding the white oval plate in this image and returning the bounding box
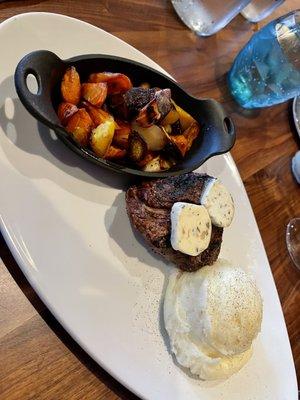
[0,12,297,400]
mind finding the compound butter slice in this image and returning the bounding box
[201,179,234,228]
[170,202,212,256]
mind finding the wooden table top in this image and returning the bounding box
[0,1,299,398]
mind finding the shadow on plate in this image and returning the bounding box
[0,75,134,202]
[104,192,174,357]
[0,237,139,399]
[104,192,169,272]
[0,182,140,399]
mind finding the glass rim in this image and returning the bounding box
[276,9,300,24]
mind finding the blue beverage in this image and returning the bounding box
[228,10,300,108]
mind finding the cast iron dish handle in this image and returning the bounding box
[14,50,65,133]
[198,98,235,159]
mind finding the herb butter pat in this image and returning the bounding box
[170,202,212,256]
[201,178,234,228]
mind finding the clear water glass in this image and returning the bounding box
[228,10,300,108]
[171,0,251,36]
[241,0,285,23]
[286,218,300,270]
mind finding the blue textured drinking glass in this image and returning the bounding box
[228,10,300,108]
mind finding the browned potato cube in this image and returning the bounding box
[105,145,126,160]
[88,72,132,94]
[61,66,81,105]
[174,103,196,130]
[183,121,200,152]
[90,119,115,157]
[113,121,131,149]
[66,109,93,147]
[57,102,78,126]
[81,82,107,106]
[170,135,188,157]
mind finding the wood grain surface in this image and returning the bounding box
[0,1,299,399]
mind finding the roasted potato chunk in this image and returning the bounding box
[90,119,115,157]
[170,134,188,157]
[128,133,147,163]
[174,103,196,130]
[81,82,107,106]
[57,102,78,126]
[161,104,180,126]
[136,151,155,167]
[184,121,200,152]
[105,145,126,160]
[66,109,93,147]
[109,93,124,107]
[61,66,81,105]
[135,100,160,127]
[108,93,130,120]
[132,122,168,151]
[84,102,112,126]
[142,156,161,172]
[164,124,172,134]
[159,157,175,170]
[88,72,132,94]
[113,121,131,149]
[136,89,172,127]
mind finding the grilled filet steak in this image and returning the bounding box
[126,173,223,272]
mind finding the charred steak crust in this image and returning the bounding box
[126,173,223,272]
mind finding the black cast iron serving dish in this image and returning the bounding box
[14,50,235,178]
